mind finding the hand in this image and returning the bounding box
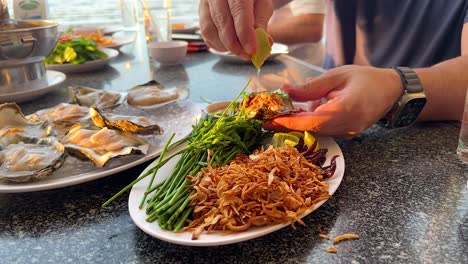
[263,65,404,138]
[199,0,273,60]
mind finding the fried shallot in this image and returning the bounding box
[184,146,331,240]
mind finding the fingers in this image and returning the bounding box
[254,0,273,30]
[281,73,343,102]
[199,0,225,51]
[200,0,274,59]
[208,0,250,60]
[264,112,330,133]
[228,0,257,55]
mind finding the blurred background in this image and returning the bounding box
[5,0,199,27]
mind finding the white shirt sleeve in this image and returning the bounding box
[289,0,326,16]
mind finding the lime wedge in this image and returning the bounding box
[304,131,319,151]
[272,132,299,148]
[287,131,304,140]
[251,28,272,69]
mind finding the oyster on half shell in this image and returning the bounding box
[61,124,149,167]
[242,91,297,120]
[0,136,66,183]
[27,103,91,139]
[89,107,162,135]
[27,103,90,125]
[127,80,189,109]
[69,86,123,109]
[0,103,54,145]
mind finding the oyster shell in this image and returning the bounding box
[27,103,91,139]
[0,103,54,145]
[127,80,189,109]
[69,86,123,109]
[0,136,66,183]
[243,91,296,120]
[61,124,149,167]
[89,107,162,135]
[27,103,90,125]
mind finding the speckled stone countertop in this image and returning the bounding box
[1,30,467,264]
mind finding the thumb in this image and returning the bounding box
[282,73,341,102]
[263,112,328,133]
[254,0,273,30]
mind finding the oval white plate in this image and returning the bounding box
[46,48,119,73]
[59,25,123,36]
[0,100,201,193]
[209,43,289,63]
[102,36,135,49]
[129,136,345,246]
[0,70,66,103]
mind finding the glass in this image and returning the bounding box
[143,6,172,43]
[457,89,468,163]
[120,0,138,29]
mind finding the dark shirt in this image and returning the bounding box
[323,0,468,69]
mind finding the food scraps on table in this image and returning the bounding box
[332,233,360,244]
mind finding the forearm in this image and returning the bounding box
[268,14,324,44]
[272,0,292,9]
[414,55,468,121]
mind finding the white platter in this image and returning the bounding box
[59,25,123,36]
[46,48,119,73]
[129,136,345,246]
[209,43,289,63]
[102,36,135,49]
[172,21,199,34]
[0,100,201,193]
[0,70,66,103]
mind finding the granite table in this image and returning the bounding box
[0,29,467,264]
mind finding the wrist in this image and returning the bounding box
[381,68,405,113]
[378,67,427,128]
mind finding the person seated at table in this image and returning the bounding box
[268,0,325,66]
[198,0,468,138]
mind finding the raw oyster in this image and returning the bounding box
[127,80,189,109]
[27,103,91,139]
[27,103,90,124]
[0,136,66,183]
[0,103,54,145]
[61,124,149,167]
[89,107,162,135]
[242,91,296,120]
[69,86,123,109]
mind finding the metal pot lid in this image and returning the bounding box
[0,56,45,68]
[0,19,58,33]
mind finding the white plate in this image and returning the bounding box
[129,136,345,246]
[209,43,289,63]
[59,25,123,36]
[102,36,135,49]
[46,48,119,73]
[0,100,201,193]
[0,71,66,103]
[172,22,199,34]
[172,26,199,34]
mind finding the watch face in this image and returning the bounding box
[393,97,427,128]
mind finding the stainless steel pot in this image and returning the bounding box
[0,56,46,87]
[0,20,59,61]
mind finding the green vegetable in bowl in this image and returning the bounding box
[45,36,108,65]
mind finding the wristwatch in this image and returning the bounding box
[378,67,427,128]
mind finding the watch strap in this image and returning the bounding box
[390,66,423,93]
[378,67,425,129]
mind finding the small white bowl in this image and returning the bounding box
[148,41,188,64]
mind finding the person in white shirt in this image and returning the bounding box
[268,0,325,66]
